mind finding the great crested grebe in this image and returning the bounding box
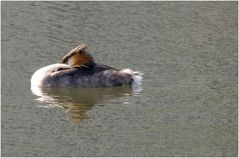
[31,43,143,89]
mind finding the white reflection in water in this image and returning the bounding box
[31,85,142,123]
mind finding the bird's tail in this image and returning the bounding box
[120,68,143,91]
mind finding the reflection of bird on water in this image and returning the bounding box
[31,86,133,123]
[31,43,143,89]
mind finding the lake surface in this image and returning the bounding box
[1,1,237,157]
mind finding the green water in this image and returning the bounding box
[1,1,237,156]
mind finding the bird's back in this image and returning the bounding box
[40,63,133,87]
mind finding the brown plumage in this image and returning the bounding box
[61,43,94,68]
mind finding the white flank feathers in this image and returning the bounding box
[31,63,69,87]
[120,68,143,91]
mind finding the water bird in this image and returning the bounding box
[31,43,143,89]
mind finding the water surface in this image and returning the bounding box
[1,1,238,157]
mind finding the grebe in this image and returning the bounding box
[31,43,143,89]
